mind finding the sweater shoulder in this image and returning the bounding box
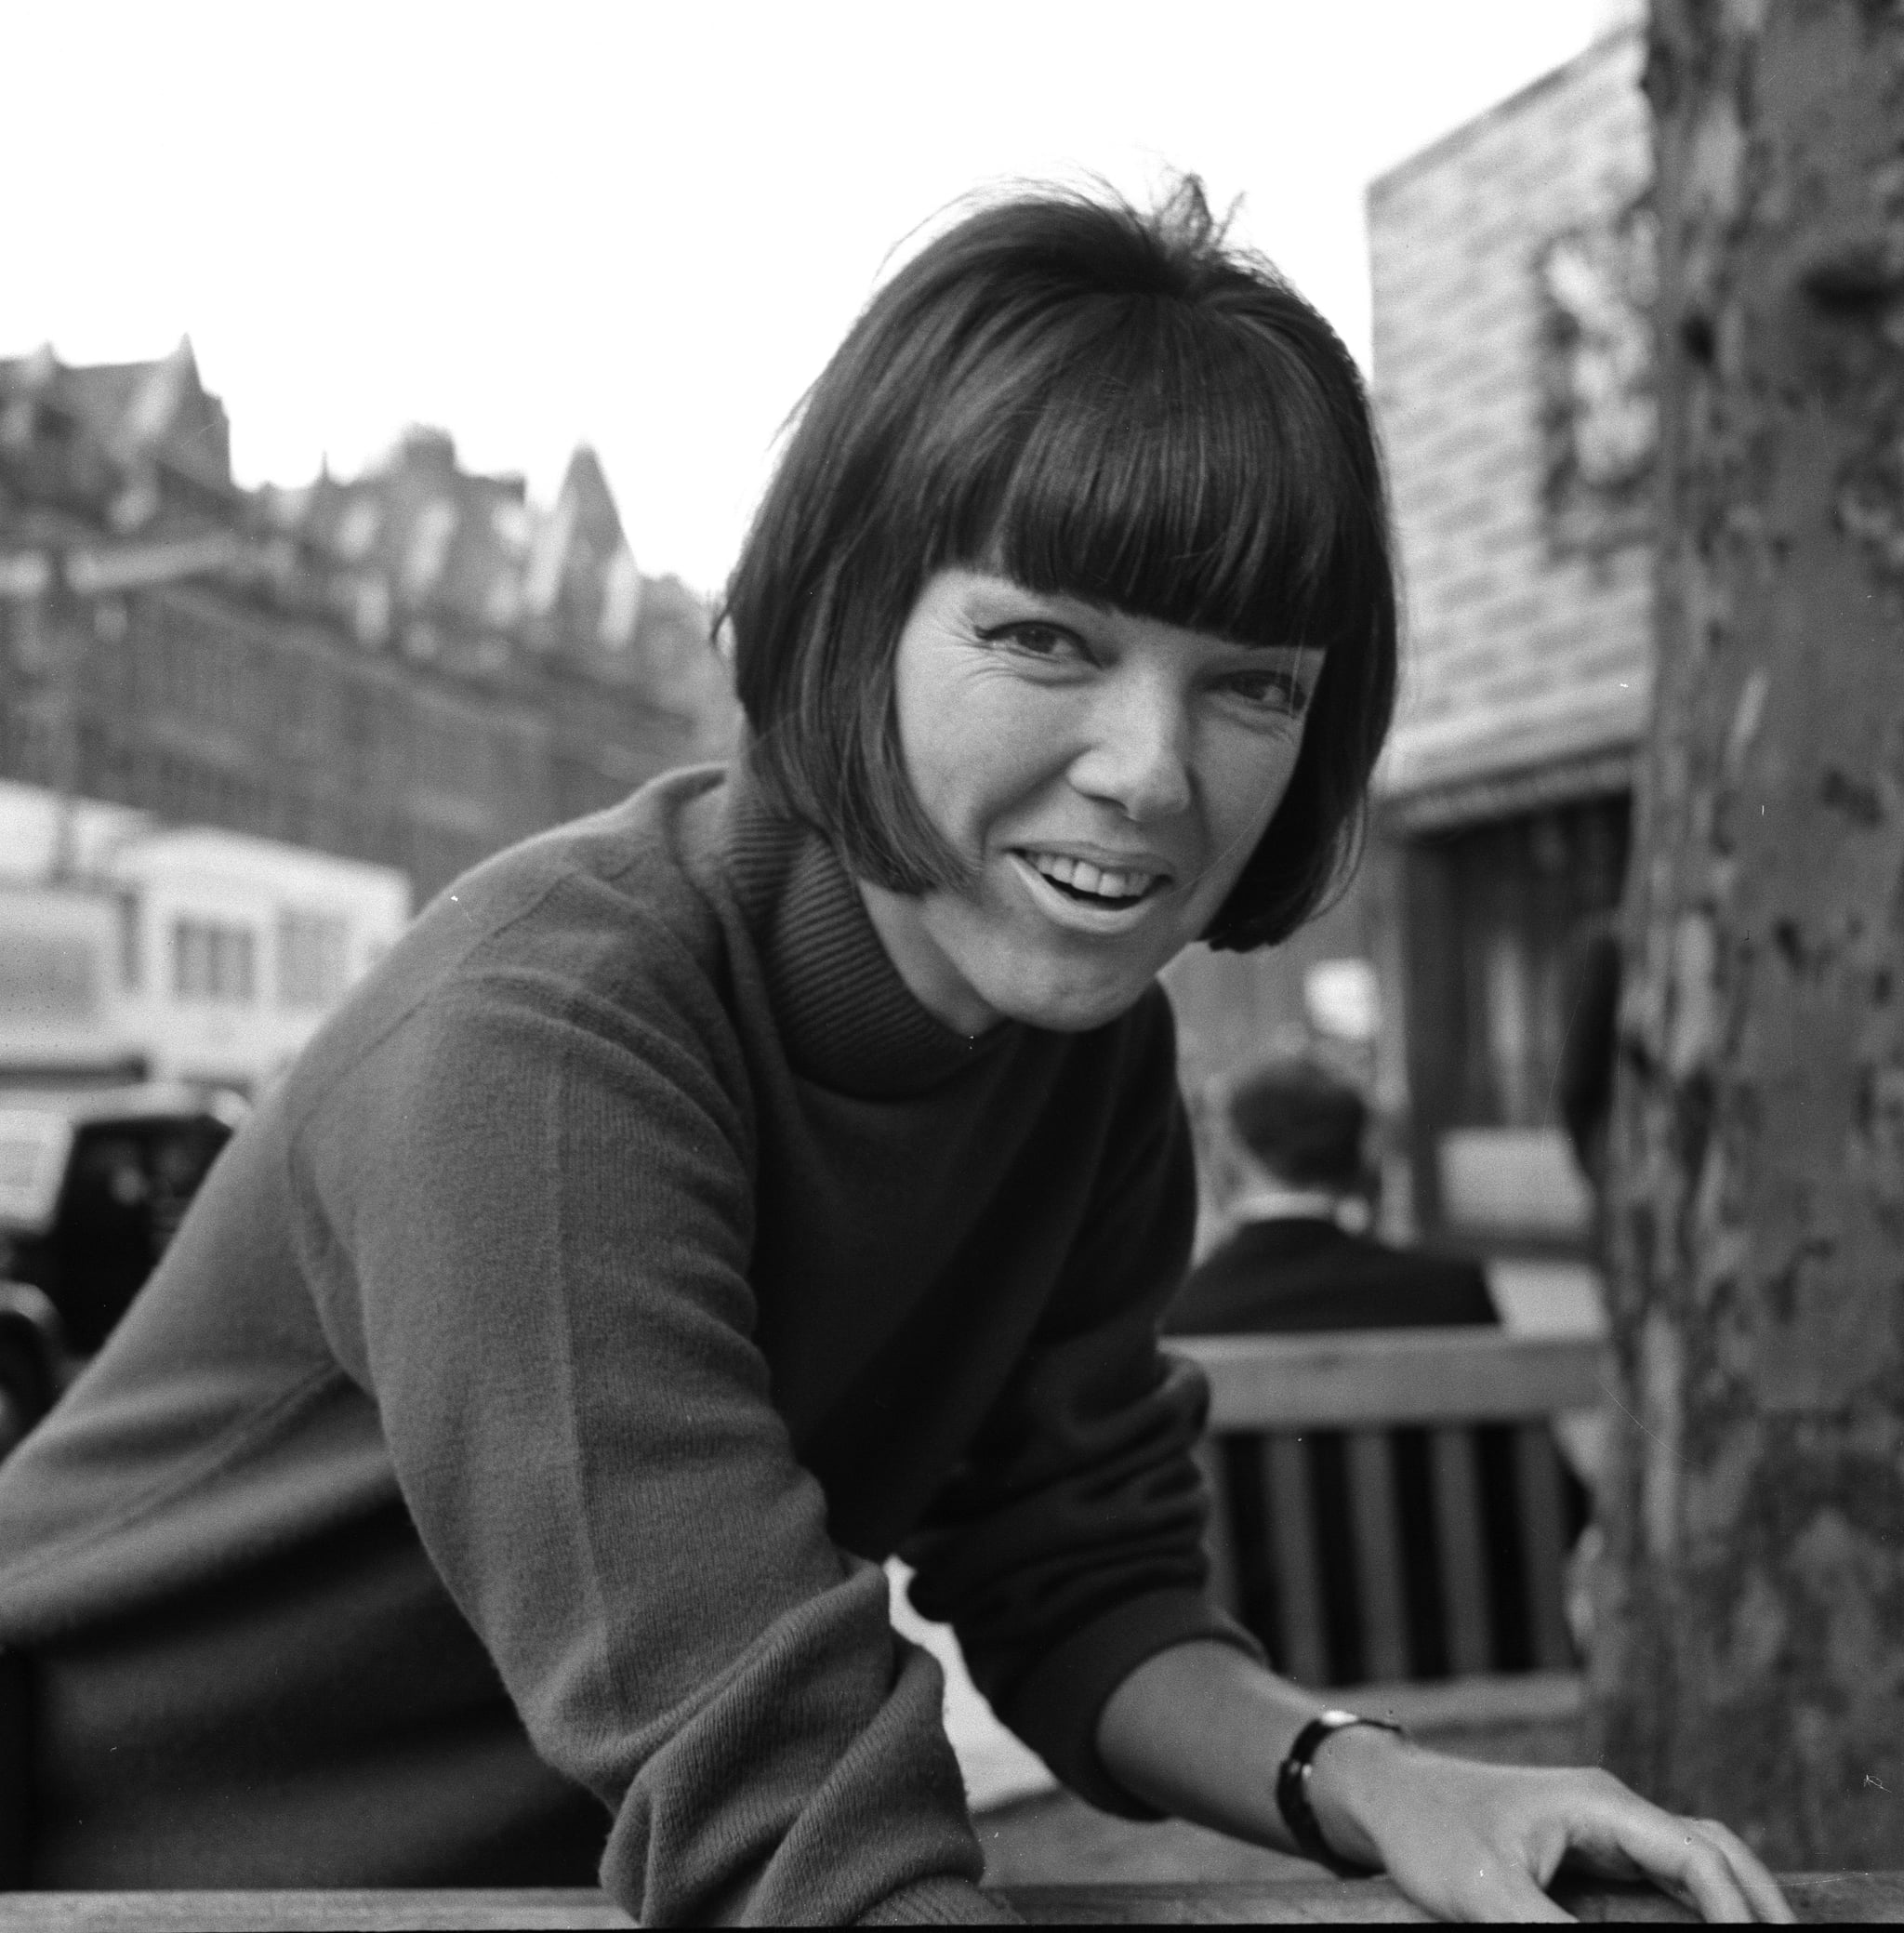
[430,762,734,984]
[284,766,747,1113]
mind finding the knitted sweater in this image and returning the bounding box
[0,765,1249,1924]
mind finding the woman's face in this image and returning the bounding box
[859,566,1324,1036]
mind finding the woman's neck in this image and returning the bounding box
[855,876,1002,1041]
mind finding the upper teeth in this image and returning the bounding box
[1027,853,1156,901]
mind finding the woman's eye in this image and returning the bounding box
[986,621,1085,662]
[1220,669,1307,716]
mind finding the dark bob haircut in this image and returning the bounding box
[722,176,1397,952]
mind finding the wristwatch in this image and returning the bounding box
[1275,1708,1407,1875]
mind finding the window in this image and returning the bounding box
[170,918,257,1003]
[115,890,142,993]
[277,909,350,1010]
[1403,795,1631,1243]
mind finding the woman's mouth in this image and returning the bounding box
[1013,850,1168,908]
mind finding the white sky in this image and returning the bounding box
[7,1,1635,593]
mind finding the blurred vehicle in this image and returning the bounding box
[0,1083,243,1358]
[0,1280,64,1461]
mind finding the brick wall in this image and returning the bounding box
[1368,27,1653,809]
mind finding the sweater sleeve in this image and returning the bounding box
[289,895,1009,1926]
[898,991,1263,1817]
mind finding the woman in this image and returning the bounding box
[0,181,1788,1924]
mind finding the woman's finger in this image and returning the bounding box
[1594,1802,1787,1924]
[1692,1819,1797,1925]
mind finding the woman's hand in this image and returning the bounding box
[1311,1726,1795,1925]
[1098,1643,1794,1923]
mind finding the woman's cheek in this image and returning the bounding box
[1206,731,1302,869]
[961,688,1078,809]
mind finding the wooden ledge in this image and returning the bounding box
[1005,1872,1904,1922]
[1170,1328,1611,1431]
[0,1873,1895,1926]
[0,1897,634,1933]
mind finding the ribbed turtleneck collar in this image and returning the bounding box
[721,767,1017,1100]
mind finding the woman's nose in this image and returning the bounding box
[1066,673,1195,822]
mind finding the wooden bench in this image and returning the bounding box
[1170,1327,1609,1712]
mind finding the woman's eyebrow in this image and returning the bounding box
[959,580,1073,618]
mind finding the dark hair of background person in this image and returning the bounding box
[1227,1056,1368,1192]
[720,175,1399,952]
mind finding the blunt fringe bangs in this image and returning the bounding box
[723,176,1397,953]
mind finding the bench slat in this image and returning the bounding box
[1174,1329,1608,1431]
[1345,1431,1409,1683]
[1514,1423,1578,1672]
[1428,1424,1494,1676]
[1263,1437,1328,1685]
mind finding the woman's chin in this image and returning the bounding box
[977,958,1165,1034]
[871,875,1195,1036]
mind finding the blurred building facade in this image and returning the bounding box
[0,777,409,1094]
[0,342,737,909]
[1168,33,1654,1259]
[1367,24,1651,1252]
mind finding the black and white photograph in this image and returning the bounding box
[0,0,1897,1923]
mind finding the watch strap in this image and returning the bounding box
[1275,1708,1406,1875]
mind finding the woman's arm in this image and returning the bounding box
[296,920,1002,1926]
[1097,1641,1794,1923]
[902,995,1271,1809]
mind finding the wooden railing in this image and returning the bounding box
[0,1873,1896,1926]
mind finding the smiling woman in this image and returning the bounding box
[0,179,1788,1926]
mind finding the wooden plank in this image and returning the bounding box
[1512,1423,1579,1672]
[1191,1435,1239,1615]
[1263,1436,1329,1686]
[999,1873,1890,1923]
[0,1892,635,1931]
[0,1875,1885,1929]
[1428,1425,1493,1676]
[1174,1330,1608,1432]
[1005,1877,1432,1924]
[1344,1432,1409,1684]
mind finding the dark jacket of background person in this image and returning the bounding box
[1165,1218,1496,1337]
[1165,1058,1496,1338]
[0,765,1257,1925]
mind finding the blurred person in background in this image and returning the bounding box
[1164,1055,1597,1687]
[1166,1055,1494,1337]
[0,182,1788,1925]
